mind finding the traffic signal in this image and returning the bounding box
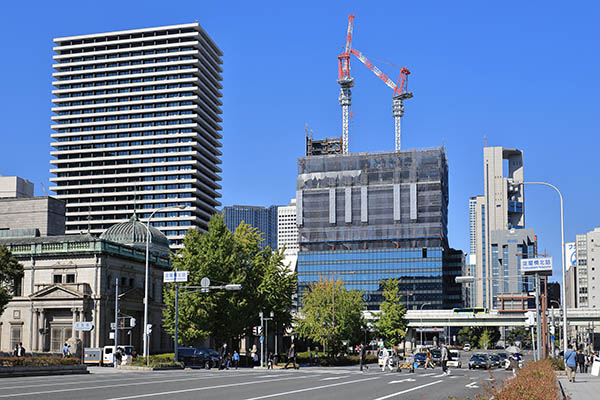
[252,326,264,336]
[130,318,136,328]
[146,324,153,335]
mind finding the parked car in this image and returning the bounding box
[447,349,462,368]
[430,349,442,366]
[463,343,471,352]
[489,354,501,368]
[197,348,220,368]
[468,353,490,370]
[177,347,219,369]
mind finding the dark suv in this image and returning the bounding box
[177,347,219,369]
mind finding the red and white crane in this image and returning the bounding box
[350,48,413,152]
[337,14,355,154]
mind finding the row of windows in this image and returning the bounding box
[67,212,192,222]
[56,65,195,80]
[56,175,193,186]
[56,83,195,98]
[57,137,193,150]
[56,55,196,71]
[55,92,195,107]
[57,111,194,124]
[58,184,194,195]
[56,119,195,132]
[57,146,193,159]
[57,29,196,47]
[55,128,194,142]
[56,101,194,115]
[57,47,196,63]
[58,74,195,89]
[54,165,192,177]
[298,249,443,261]
[56,155,195,168]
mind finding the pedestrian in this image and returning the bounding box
[232,350,240,369]
[425,349,434,369]
[13,342,26,357]
[62,343,70,358]
[564,344,578,382]
[115,348,123,366]
[219,343,229,370]
[441,343,450,375]
[509,353,519,377]
[267,352,274,369]
[284,343,298,369]
[359,342,368,371]
[577,349,586,373]
[314,352,319,365]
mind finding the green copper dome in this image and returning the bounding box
[100,213,170,255]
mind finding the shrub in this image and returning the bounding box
[479,359,561,400]
[130,353,182,368]
[295,353,377,366]
[548,356,565,371]
[0,357,80,367]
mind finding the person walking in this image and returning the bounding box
[284,343,298,369]
[564,344,578,382]
[441,343,450,375]
[62,343,70,358]
[232,350,240,369]
[359,343,368,371]
[425,349,434,369]
[267,352,274,369]
[13,343,26,357]
[577,349,586,373]
[219,343,229,370]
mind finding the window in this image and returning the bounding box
[10,325,22,350]
[66,274,75,284]
[54,275,63,284]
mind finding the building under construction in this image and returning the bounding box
[296,147,463,310]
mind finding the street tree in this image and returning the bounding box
[457,326,501,348]
[374,278,407,347]
[296,277,365,356]
[0,245,24,312]
[162,214,296,345]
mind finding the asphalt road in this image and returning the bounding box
[0,361,517,400]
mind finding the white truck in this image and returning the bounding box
[84,345,135,366]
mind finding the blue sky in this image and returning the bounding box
[1,0,599,282]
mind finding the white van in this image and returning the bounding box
[447,349,462,368]
[378,348,395,367]
[102,345,135,366]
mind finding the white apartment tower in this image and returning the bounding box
[50,23,223,247]
[574,228,600,309]
[277,199,298,256]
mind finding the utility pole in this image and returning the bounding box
[114,278,119,368]
[174,267,179,362]
[535,273,542,360]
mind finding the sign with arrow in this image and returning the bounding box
[465,382,479,389]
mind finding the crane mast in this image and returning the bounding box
[337,14,355,154]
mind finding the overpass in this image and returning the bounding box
[404,308,600,328]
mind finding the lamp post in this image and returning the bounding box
[420,302,431,345]
[143,205,185,359]
[518,181,567,350]
[259,311,274,368]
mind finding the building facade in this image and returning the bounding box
[223,205,279,250]
[574,228,600,309]
[0,217,172,354]
[50,23,223,248]
[296,148,462,310]
[0,176,34,199]
[277,199,298,256]
[0,196,66,238]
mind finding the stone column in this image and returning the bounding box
[39,310,46,352]
[32,309,39,351]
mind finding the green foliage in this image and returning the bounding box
[457,326,501,348]
[507,327,532,348]
[374,279,407,348]
[479,329,491,350]
[130,353,182,368]
[0,246,24,312]
[0,356,79,367]
[162,214,296,345]
[295,277,365,356]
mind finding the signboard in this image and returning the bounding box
[521,257,553,275]
[163,271,189,283]
[74,321,94,331]
[566,242,576,271]
[415,327,443,332]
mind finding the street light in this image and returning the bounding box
[420,302,432,345]
[259,311,274,368]
[517,181,567,350]
[143,205,185,359]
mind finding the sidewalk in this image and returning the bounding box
[558,372,600,399]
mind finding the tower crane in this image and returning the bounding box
[337,14,355,154]
[350,48,413,152]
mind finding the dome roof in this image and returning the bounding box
[100,213,170,255]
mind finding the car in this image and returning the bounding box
[489,354,501,368]
[463,343,471,352]
[447,349,462,368]
[413,352,427,367]
[430,349,442,366]
[177,347,219,369]
[469,353,490,370]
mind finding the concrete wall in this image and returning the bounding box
[0,197,65,236]
[0,176,34,199]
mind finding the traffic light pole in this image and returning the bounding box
[260,312,264,368]
[174,267,179,363]
[114,278,119,368]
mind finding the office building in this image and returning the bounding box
[573,228,600,308]
[296,147,462,310]
[0,176,34,198]
[0,197,66,238]
[277,199,298,255]
[223,205,279,250]
[49,23,223,248]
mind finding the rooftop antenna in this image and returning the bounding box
[40,182,49,196]
[484,135,488,147]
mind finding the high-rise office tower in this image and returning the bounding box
[573,228,600,308]
[223,205,279,250]
[50,23,223,247]
[277,199,298,256]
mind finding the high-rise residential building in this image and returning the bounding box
[50,23,223,248]
[277,199,298,255]
[470,146,533,309]
[573,228,600,308]
[223,205,279,250]
[296,147,463,310]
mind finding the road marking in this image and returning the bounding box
[104,375,306,400]
[388,378,415,384]
[420,372,436,376]
[0,373,258,398]
[371,380,444,400]
[243,376,379,400]
[466,382,479,388]
[320,375,349,380]
[433,373,446,377]
[449,375,461,379]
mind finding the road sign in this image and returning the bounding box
[521,257,553,275]
[163,271,189,283]
[551,336,556,341]
[200,277,210,288]
[259,336,264,343]
[74,321,94,331]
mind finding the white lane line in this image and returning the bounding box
[388,378,415,384]
[371,380,444,400]
[104,376,307,400]
[466,382,479,388]
[0,373,253,398]
[243,376,379,400]
[419,372,436,376]
[449,375,461,379]
[433,373,446,377]
[320,375,349,381]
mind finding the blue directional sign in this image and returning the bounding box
[163,271,189,283]
[520,257,552,275]
[259,336,264,343]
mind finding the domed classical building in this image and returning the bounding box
[0,214,173,355]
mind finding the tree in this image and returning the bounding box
[479,329,491,350]
[374,279,407,347]
[162,214,296,345]
[0,245,24,312]
[507,327,532,348]
[457,326,501,349]
[296,277,365,357]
